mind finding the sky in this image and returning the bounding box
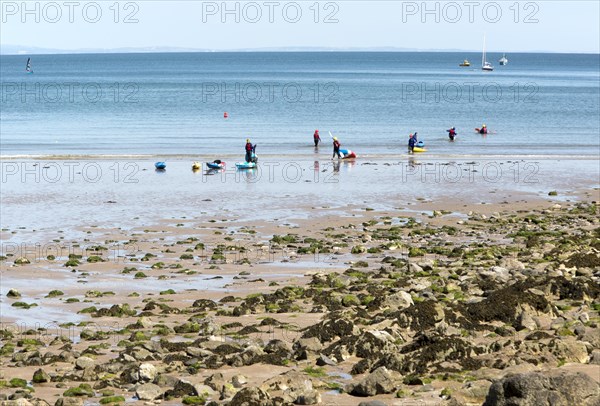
[1,0,599,53]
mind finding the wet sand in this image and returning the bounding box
[2,156,598,234]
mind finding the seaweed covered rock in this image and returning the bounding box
[483,371,600,406]
[371,332,485,375]
[465,281,551,326]
[301,314,356,343]
[92,304,136,318]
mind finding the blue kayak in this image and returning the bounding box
[235,162,257,169]
[416,140,425,148]
[155,162,166,169]
[339,149,357,159]
[207,161,226,169]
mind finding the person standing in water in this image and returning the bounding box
[332,137,341,159]
[313,130,321,147]
[245,139,253,163]
[479,124,487,134]
[447,127,457,140]
[408,133,417,153]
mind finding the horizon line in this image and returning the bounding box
[2,45,599,56]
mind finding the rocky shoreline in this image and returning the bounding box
[1,198,599,405]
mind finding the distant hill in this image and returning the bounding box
[0,44,577,55]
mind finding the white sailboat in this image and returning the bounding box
[499,53,508,66]
[482,35,493,71]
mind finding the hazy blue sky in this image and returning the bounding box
[1,1,598,53]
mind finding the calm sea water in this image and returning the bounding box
[1,52,599,157]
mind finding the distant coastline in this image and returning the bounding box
[2,44,599,56]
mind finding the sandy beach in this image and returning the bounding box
[1,157,599,405]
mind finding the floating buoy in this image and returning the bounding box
[224,112,228,118]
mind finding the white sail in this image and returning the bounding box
[482,35,493,71]
[482,36,485,67]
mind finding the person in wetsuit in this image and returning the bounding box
[447,127,457,140]
[245,139,253,162]
[313,130,321,147]
[332,137,341,159]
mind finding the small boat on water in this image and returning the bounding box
[155,162,166,170]
[499,53,508,66]
[481,35,494,71]
[459,59,471,67]
[206,160,226,169]
[25,58,33,74]
[339,149,357,159]
[235,162,257,169]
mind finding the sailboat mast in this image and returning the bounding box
[482,35,486,67]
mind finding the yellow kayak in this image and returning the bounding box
[413,147,427,153]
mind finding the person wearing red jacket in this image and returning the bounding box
[245,139,254,163]
[313,130,321,147]
[447,127,457,140]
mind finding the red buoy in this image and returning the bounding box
[224,112,228,118]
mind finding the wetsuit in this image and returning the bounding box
[332,140,341,159]
[245,142,253,162]
[408,136,416,153]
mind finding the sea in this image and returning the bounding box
[1,52,599,324]
[1,51,599,234]
[1,51,599,158]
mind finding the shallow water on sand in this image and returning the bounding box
[1,157,598,236]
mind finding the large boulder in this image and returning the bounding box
[74,356,94,370]
[483,371,600,406]
[293,337,323,360]
[549,339,590,364]
[232,374,248,388]
[293,389,321,405]
[346,367,398,397]
[354,330,398,359]
[138,363,157,382]
[383,291,414,311]
[450,380,493,405]
[32,368,50,383]
[259,370,320,404]
[261,370,313,393]
[135,383,161,401]
[228,387,272,406]
[204,372,227,392]
[481,266,510,282]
